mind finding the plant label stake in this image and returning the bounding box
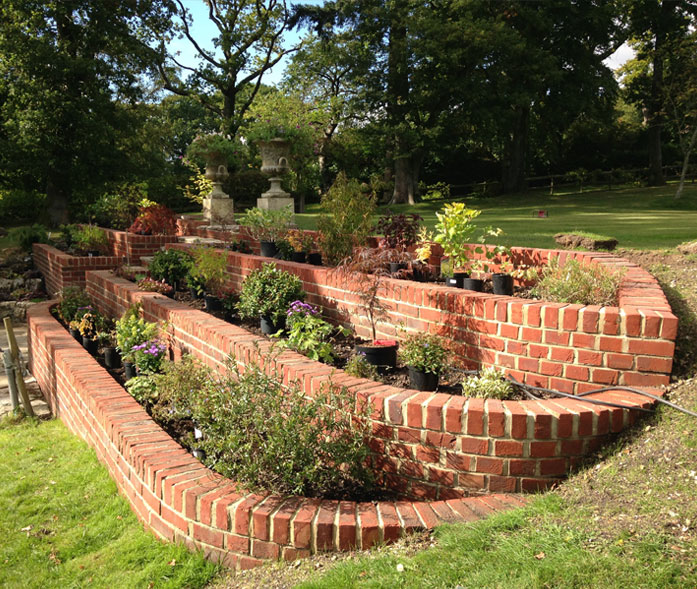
[3,317,34,417]
[1,348,19,411]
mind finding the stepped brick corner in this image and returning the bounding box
[85,270,664,497]
[27,302,525,569]
[33,228,179,294]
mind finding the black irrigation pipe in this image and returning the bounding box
[504,375,697,418]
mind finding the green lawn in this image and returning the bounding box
[0,416,219,589]
[294,183,697,249]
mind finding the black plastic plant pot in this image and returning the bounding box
[291,251,307,263]
[389,262,407,275]
[104,346,122,369]
[192,448,206,460]
[462,277,484,292]
[204,294,223,312]
[446,272,469,288]
[308,252,323,266]
[87,250,101,257]
[69,327,81,341]
[260,315,285,335]
[492,273,514,296]
[408,367,439,392]
[355,341,398,370]
[259,240,278,258]
[123,361,136,380]
[189,287,203,300]
[82,336,98,356]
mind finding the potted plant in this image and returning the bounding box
[238,207,294,257]
[73,225,110,256]
[429,202,481,287]
[132,339,167,375]
[97,329,121,369]
[128,204,177,236]
[115,305,160,379]
[237,262,305,334]
[398,333,448,391]
[221,290,238,322]
[336,247,398,370]
[137,276,175,297]
[286,229,315,263]
[56,287,92,328]
[186,133,243,168]
[461,366,514,399]
[77,309,109,356]
[149,249,193,291]
[376,211,422,275]
[188,246,228,311]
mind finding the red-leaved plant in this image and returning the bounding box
[128,205,177,236]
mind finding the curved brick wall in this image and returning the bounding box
[27,302,525,569]
[85,271,662,496]
[165,242,677,393]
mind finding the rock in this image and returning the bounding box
[554,233,618,251]
[0,278,25,293]
[0,301,34,322]
[677,241,697,255]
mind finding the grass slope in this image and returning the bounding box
[0,417,218,589]
[294,184,697,249]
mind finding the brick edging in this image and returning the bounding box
[27,301,525,569]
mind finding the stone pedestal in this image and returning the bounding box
[257,196,295,212]
[203,197,235,225]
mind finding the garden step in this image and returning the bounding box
[140,256,154,267]
[177,236,226,246]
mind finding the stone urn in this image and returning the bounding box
[202,157,234,225]
[257,138,294,211]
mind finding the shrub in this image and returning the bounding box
[237,263,304,324]
[344,353,380,381]
[376,212,422,251]
[398,333,447,374]
[188,246,227,296]
[128,204,177,235]
[73,225,110,255]
[8,224,49,252]
[0,189,46,223]
[148,249,192,287]
[531,258,623,306]
[461,367,513,399]
[115,305,159,364]
[56,287,92,323]
[192,356,374,498]
[317,172,376,266]
[420,181,451,201]
[132,339,167,375]
[286,229,314,253]
[77,309,110,339]
[85,183,145,229]
[125,375,158,406]
[237,206,293,243]
[431,202,481,271]
[280,300,346,363]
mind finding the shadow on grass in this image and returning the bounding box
[657,279,697,379]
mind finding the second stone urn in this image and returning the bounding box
[257,138,294,212]
[202,160,234,225]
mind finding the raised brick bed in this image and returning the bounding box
[85,270,662,496]
[33,228,179,294]
[27,301,525,569]
[165,243,677,393]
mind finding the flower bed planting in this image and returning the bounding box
[84,269,663,497]
[27,301,526,569]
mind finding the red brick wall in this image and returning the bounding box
[165,243,677,394]
[27,302,523,569]
[85,271,662,497]
[104,228,179,262]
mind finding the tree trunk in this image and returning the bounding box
[501,105,530,193]
[46,178,69,225]
[391,153,416,204]
[676,126,697,199]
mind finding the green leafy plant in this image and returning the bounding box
[56,287,92,323]
[132,340,167,375]
[531,258,624,306]
[238,206,293,243]
[237,263,304,324]
[278,300,347,363]
[429,202,481,271]
[344,353,380,381]
[125,375,158,406]
[275,238,295,261]
[398,333,448,374]
[148,249,192,287]
[461,367,514,399]
[114,305,159,364]
[286,229,314,253]
[186,133,245,167]
[8,224,48,252]
[244,93,323,149]
[77,309,110,339]
[73,225,110,255]
[420,181,451,201]
[85,183,146,230]
[317,172,376,266]
[188,246,227,296]
[190,354,374,498]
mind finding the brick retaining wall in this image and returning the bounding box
[27,301,525,569]
[85,271,661,496]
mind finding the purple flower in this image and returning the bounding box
[287,300,318,317]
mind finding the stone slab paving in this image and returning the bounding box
[0,320,51,419]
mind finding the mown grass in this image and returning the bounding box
[0,416,219,589]
[294,183,697,249]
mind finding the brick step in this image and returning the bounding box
[178,236,227,246]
